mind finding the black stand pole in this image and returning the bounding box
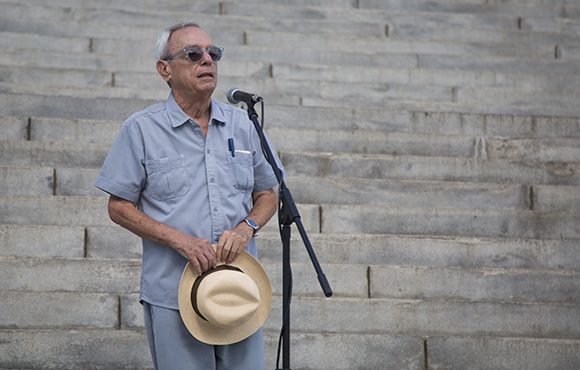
[242,102,333,370]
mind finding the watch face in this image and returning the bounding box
[246,218,259,230]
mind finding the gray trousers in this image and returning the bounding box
[143,301,265,370]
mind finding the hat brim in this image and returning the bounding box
[178,251,272,345]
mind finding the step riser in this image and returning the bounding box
[1,329,579,370]
[0,225,84,258]
[322,205,580,240]
[120,295,580,338]
[0,196,320,232]
[281,152,580,185]
[3,224,580,273]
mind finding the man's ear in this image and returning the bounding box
[156,60,172,84]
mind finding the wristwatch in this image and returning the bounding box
[244,218,259,236]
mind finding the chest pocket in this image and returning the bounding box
[229,151,254,192]
[145,155,192,200]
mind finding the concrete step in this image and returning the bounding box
[0,166,102,197]
[0,196,321,232]
[1,329,579,370]
[28,117,119,145]
[0,165,534,209]
[427,336,580,370]
[0,2,383,39]
[419,53,580,75]
[120,293,580,338]
[281,151,580,185]
[0,65,112,89]
[87,28,559,60]
[1,329,578,370]
[271,62,498,87]
[0,92,471,135]
[4,63,580,111]
[25,117,481,156]
[272,62,580,92]
[0,116,27,140]
[15,120,483,154]
[302,93,580,119]
[285,176,530,210]
[320,204,580,240]
[0,166,54,196]
[0,0,221,15]
[486,137,580,164]
[0,291,119,329]
[4,254,577,303]
[5,165,572,214]
[0,329,429,370]
[2,287,579,338]
[2,77,460,110]
[457,86,580,114]
[241,30,557,59]
[0,31,89,53]
[0,92,154,121]
[220,2,573,45]
[15,109,580,142]
[0,257,365,298]
[0,43,419,72]
[3,224,579,272]
[0,224,85,258]
[358,0,564,18]
[0,329,152,369]
[533,185,580,212]
[370,265,580,303]
[256,233,580,271]
[0,140,109,168]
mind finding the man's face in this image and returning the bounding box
[162,27,218,97]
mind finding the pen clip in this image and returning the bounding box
[228,138,235,157]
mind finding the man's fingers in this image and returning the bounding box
[189,259,202,276]
[226,245,241,264]
[220,239,233,263]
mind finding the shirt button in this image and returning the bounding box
[210,178,215,183]
[213,207,218,212]
[207,149,210,154]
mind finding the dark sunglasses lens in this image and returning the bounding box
[208,46,222,61]
[186,48,204,62]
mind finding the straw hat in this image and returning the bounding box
[178,251,272,345]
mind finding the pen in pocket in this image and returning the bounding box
[228,138,235,157]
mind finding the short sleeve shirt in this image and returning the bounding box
[95,93,282,309]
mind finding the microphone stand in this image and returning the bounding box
[242,100,333,370]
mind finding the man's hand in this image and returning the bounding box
[172,234,217,276]
[216,224,253,264]
[107,195,217,276]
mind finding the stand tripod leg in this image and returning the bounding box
[281,223,291,369]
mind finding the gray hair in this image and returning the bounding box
[155,22,201,60]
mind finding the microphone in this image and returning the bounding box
[226,88,263,105]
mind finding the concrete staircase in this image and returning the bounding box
[1,0,580,369]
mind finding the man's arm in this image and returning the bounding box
[107,195,217,275]
[216,188,278,263]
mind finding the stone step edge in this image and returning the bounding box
[3,92,580,122]
[1,254,577,275]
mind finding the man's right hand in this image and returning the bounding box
[172,233,217,276]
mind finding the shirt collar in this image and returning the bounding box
[166,92,227,128]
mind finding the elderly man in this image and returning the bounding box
[95,22,280,369]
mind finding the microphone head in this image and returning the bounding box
[226,88,239,104]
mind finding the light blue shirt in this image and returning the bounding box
[95,93,282,309]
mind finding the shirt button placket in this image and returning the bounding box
[205,143,222,244]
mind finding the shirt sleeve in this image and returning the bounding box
[249,124,286,192]
[95,121,146,203]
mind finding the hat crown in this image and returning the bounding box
[196,270,261,328]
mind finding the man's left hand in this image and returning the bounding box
[216,224,253,264]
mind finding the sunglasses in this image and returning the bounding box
[163,45,224,63]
